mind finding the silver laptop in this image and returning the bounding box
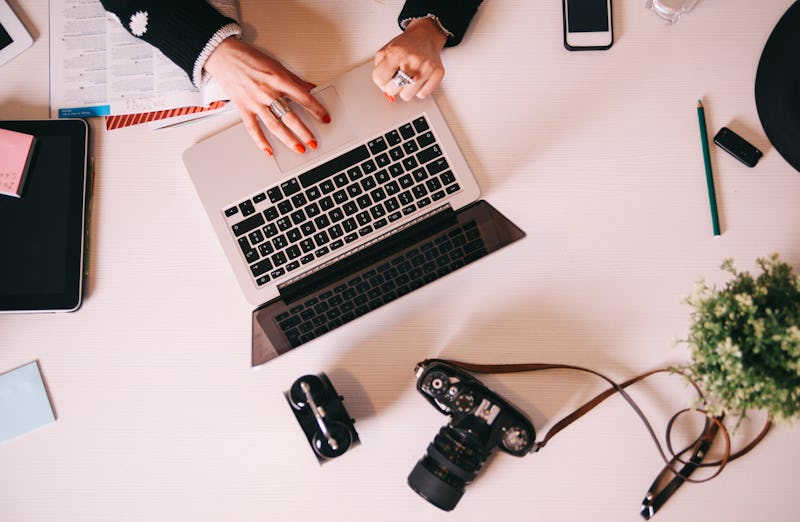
[183,61,524,365]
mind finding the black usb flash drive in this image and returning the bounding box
[713,127,763,167]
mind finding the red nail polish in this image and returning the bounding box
[383,92,395,103]
[294,143,306,154]
[307,139,318,150]
[322,115,331,124]
[264,148,273,157]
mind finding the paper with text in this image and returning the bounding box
[49,0,237,118]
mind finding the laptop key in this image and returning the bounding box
[258,243,274,256]
[412,116,430,133]
[376,153,390,168]
[239,200,255,216]
[267,187,283,203]
[232,213,265,236]
[347,166,363,181]
[299,144,369,187]
[281,179,300,196]
[385,130,401,145]
[427,158,449,175]
[263,206,279,221]
[403,140,419,154]
[250,259,273,277]
[361,159,377,174]
[368,136,388,154]
[225,206,239,217]
[417,144,442,164]
[417,131,435,148]
[399,123,415,139]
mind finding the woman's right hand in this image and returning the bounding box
[204,38,331,155]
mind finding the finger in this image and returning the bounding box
[288,88,331,124]
[258,106,307,154]
[282,74,331,123]
[280,110,317,150]
[372,53,397,89]
[241,111,273,155]
[382,75,405,97]
[415,68,444,99]
[398,76,424,101]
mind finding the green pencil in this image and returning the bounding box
[696,99,720,236]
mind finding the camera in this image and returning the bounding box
[408,360,536,511]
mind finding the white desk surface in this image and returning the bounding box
[2,1,799,521]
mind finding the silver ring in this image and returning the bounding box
[269,97,291,119]
[392,69,415,88]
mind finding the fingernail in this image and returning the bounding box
[322,114,331,124]
[383,92,395,103]
[264,148,273,157]
[307,139,318,150]
[294,143,306,154]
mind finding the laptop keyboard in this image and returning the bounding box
[223,115,462,287]
[274,220,487,348]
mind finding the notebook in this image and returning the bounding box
[183,62,525,366]
[0,127,36,197]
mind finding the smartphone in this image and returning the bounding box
[562,0,614,51]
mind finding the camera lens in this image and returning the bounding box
[407,426,491,511]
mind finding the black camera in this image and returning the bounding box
[408,360,536,511]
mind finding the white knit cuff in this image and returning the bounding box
[192,23,242,88]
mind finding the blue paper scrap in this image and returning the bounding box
[0,361,56,443]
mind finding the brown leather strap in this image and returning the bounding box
[420,358,772,518]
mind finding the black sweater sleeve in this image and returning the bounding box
[399,0,484,47]
[99,0,236,80]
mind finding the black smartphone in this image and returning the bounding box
[713,127,763,167]
[562,0,614,51]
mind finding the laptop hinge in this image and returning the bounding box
[277,204,457,304]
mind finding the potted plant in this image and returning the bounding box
[679,253,800,425]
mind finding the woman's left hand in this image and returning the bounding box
[372,17,449,102]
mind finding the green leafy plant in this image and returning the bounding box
[679,253,800,423]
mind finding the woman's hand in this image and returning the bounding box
[204,38,331,155]
[373,17,449,102]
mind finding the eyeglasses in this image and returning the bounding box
[645,0,701,23]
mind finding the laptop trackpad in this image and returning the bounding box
[272,86,356,174]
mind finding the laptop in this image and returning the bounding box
[183,62,525,366]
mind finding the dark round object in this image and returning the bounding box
[288,374,327,410]
[755,1,800,172]
[311,421,353,459]
[407,426,490,511]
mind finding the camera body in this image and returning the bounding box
[408,360,536,510]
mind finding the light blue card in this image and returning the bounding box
[0,361,56,443]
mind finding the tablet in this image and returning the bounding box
[0,0,32,67]
[0,119,91,313]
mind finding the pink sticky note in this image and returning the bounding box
[0,127,37,198]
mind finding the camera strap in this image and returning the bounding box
[421,358,772,519]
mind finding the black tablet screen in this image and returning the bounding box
[0,21,12,51]
[0,120,89,312]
